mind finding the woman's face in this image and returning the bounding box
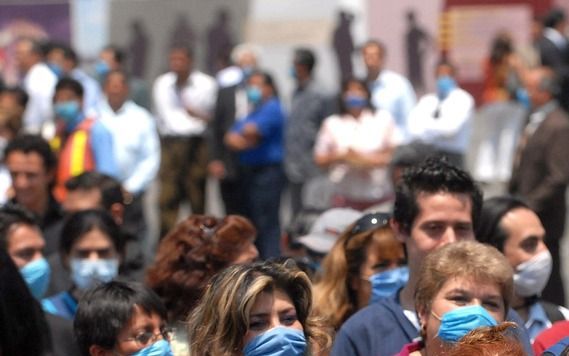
[112,305,168,355]
[352,232,406,309]
[419,277,506,353]
[501,207,547,268]
[243,289,304,345]
[248,74,272,100]
[342,81,368,116]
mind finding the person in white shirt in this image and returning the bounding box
[314,78,401,210]
[407,60,474,168]
[362,40,416,139]
[153,45,217,236]
[14,38,57,134]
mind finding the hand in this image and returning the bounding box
[224,132,248,151]
[208,160,226,179]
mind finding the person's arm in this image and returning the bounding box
[152,76,202,131]
[313,118,344,168]
[90,122,119,179]
[122,112,161,194]
[420,91,474,140]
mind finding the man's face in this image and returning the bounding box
[5,151,52,210]
[63,188,102,214]
[362,44,384,77]
[169,49,192,77]
[396,192,475,278]
[100,49,119,71]
[7,224,45,269]
[54,87,81,106]
[14,40,35,73]
[104,72,129,108]
[524,71,551,108]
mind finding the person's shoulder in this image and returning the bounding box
[340,298,400,333]
[153,72,175,86]
[383,70,413,87]
[192,70,217,87]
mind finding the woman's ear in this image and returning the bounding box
[417,306,428,335]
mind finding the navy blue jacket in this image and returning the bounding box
[331,295,534,356]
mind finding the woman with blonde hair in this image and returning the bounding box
[395,241,515,356]
[313,212,407,330]
[188,260,331,355]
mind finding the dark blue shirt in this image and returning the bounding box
[232,97,284,166]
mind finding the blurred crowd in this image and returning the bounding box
[2,5,569,356]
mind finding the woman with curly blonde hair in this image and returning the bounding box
[313,212,407,330]
[188,260,332,355]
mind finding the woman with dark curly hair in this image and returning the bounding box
[145,214,258,354]
[188,260,332,355]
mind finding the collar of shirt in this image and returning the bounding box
[544,27,568,49]
[526,302,552,341]
[527,101,557,135]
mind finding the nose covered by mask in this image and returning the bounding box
[436,75,457,100]
[246,86,263,105]
[369,266,409,304]
[54,101,83,130]
[432,304,497,343]
[20,257,51,300]
[71,258,119,291]
[514,250,553,297]
[244,326,306,356]
[130,339,174,356]
[344,94,368,110]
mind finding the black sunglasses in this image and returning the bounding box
[350,212,391,235]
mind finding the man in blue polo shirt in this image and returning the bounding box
[331,157,534,356]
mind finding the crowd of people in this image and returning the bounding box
[2,6,569,356]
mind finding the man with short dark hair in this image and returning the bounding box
[5,134,63,255]
[331,157,532,356]
[362,39,416,138]
[510,67,569,306]
[52,77,118,201]
[153,45,216,236]
[14,37,58,133]
[285,47,326,217]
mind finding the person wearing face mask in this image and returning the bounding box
[406,60,474,168]
[42,209,124,320]
[313,212,407,330]
[224,70,285,259]
[314,78,402,210]
[477,196,569,341]
[74,281,174,356]
[188,260,332,356]
[52,78,119,202]
[394,241,514,356]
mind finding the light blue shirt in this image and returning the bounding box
[90,119,119,179]
[369,69,416,140]
[99,100,160,194]
[71,68,102,116]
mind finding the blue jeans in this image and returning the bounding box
[240,164,285,259]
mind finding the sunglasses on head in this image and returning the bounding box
[350,212,391,235]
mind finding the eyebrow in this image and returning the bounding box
[446,288,501,299]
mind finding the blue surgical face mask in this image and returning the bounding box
[246,86,263,105]
[289,67,298,79]
[433,304,498,343]
[243,326,306,356]
[344,94,368,109]
[54,100,83,129]
[95,60,110,78]
[436,75,457,99]
[20,257,51,300]
[130,339,174,356]
[369,266,409,304]
[47,62,64,78]
[70,258,119,291]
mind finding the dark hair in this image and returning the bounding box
[0,204,39,249]
[103,45,125,65]
[435,59,456,76]
[490,33,513,66]
[104,69,130,87]
[4,134,57,172]
[170,44,194,59]
[393,157,482,234]
[294,48,316,73]
[74,281,167,356]
[1,86,29,108]
[146,214,257,322]
[248,70,279,98]
[65,172,124,210]
[476,196,530,252]
[0,246,51,355]
[59,209,125,257]
[55,77,84,98]
[338,77,373,114]
[46,42,78,65]
[543,8,566,29]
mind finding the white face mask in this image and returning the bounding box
[513,250,552,297]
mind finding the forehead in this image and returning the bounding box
[414,192,473,223]
[500,207,544,237]
[438,276,501,298]
[362,43,383,56]
[105,73,127,86]
[72,228,113,250]
[64,188,102,212]
[55,87,80,101]
[6,151,47,171]
[8,224,44,248]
